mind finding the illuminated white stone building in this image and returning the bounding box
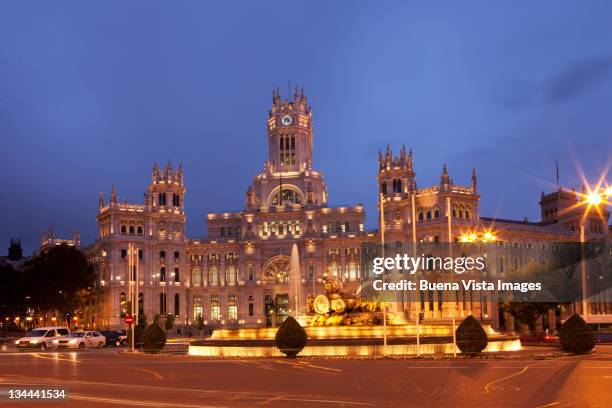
[89,87,610,332]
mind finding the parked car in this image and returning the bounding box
[15,327,70,350]
[100,330,123,346]
[519,331,559,344]
[593,332,612,344]
[116,332,128,347]
[53,331,106,349]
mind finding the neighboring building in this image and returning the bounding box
[8,238,23,261]
[88,87,611,332]
[40,228,80,251]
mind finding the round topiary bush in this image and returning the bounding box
[559,314,595,354]
[141,322,167,354]
[275,316,307,358]
[456,315,488,354]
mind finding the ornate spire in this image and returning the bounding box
[471,167,477,193]
[408,148,413,170]
[110,184,118,204]
[440,164,450,186]
[152,162,159,182]
[98,192,104,210]
[166,160,173,181]
[177,163,183,184]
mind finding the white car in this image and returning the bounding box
[15,327,70,350]
[54,331,106,349]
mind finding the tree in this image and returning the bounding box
[23,245,95,323]
[501,302,560,331]
[456,315,488,354]
[164,314,175,331]
[558,314,595,354]
[141,321,166,354]
[0,262,26,324]
[275,316,307,358]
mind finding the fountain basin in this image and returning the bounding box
[189,323,520,357]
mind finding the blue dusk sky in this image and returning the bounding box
[1,1,611,254]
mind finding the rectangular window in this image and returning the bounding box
[193,296,203,320]
[210,295,220,320]
[228,294,237,320]
[208,267,219,284]
[191,268,202,285]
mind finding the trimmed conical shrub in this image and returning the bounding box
[275,316,307,358]
[141,322,167,354]
[559,314,595,354]
[456,315,488,354]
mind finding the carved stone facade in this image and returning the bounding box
[88,87,610,332]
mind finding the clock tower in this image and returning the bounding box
[267,85,313,173]
[244,85,328,210]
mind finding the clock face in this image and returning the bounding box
[281,115,292,126]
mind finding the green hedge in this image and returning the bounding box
[275,316,307,358]
[456,315,488,354]
[559,314,595,354]
[141,322,167,354]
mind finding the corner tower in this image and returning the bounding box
[377,144,416,199]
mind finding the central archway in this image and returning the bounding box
[262,255,290,284]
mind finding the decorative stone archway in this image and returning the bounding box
[262,255,290,284]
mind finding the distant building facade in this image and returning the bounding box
[88,88,611,332]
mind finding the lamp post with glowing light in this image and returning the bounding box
[572,182,610,318]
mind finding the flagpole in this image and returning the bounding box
[411,192,420,356]
[446,197,457,357]
[380,193,387,357]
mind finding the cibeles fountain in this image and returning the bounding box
[189,244,520,357]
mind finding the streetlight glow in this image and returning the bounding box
[587,192,602,205]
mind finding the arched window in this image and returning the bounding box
[160,250,166,258]
[465,210,470,220]
[119,292,127,317]
[174,294,180,318]
[426,211,432,220]
[418,212,424,221]
[434,209,440,219]
[459,210,463,218]
[208,266,219,285]
[336,222,342,233]
[452,209,457,218]
[225,266,237,284]
[120,225,127,235]
[392,179,402,193]
[381,182,387,195]
[160,267,166,282]
[174,267,179,282]
[129,226,135,235]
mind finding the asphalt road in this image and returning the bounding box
[0,346,610,408]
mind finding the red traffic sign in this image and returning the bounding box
[124,315,134,325]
